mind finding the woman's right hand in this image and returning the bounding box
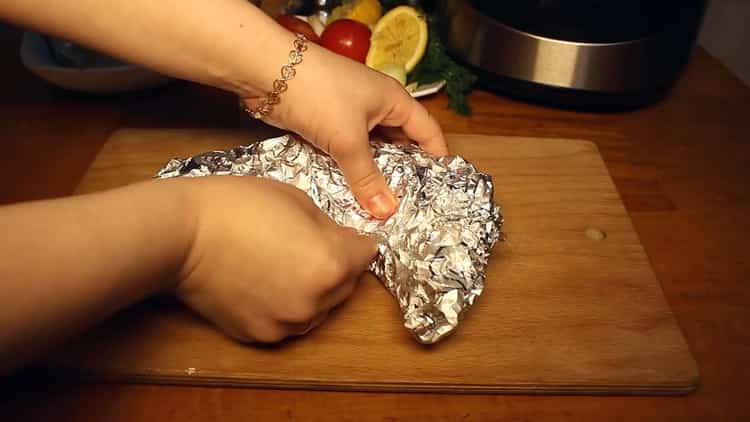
[2,0,446,220]
[242,33,448,220]
[176,176,377,343]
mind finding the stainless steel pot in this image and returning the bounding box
[437,0,707,110]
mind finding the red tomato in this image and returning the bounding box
[319,19,371,63]
[276,15,320,43]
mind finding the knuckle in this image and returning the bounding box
[320,249,350,283]
[253,325,288,343]
[233,325,259,344]
[230,330,255,344]
[233,315,290,344]
[306,249,350,292]
[229,317,259,344]
[334,281,357,304]
[279,302,317,324]
[349,170,381,192]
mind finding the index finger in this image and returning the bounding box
[380,92,449,156]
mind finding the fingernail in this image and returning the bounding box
[368,192,397,219]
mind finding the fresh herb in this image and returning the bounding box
[408,15,478,115]
[376,1,478,114]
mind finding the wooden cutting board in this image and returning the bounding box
[45,128,699,394]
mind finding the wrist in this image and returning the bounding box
[224,12,302,99]
[113,178,200,295]
[241,39,335,132]
[159,179,201,293]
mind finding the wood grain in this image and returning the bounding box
[41,129,698,395]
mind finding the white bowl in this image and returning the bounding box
[20,31,171,94]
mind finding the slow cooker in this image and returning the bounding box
[437,0,707,110]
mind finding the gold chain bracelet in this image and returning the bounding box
[243,33,308,119]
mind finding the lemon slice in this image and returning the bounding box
[330,0,382,26]
[366,6,428,73]
[373,62,407,86]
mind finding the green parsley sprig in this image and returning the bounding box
[407,21,477,115]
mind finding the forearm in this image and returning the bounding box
[0,179,194,372]
[0,0,292,97]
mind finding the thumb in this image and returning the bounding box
[331,135,397,219]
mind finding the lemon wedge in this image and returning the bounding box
[373,62,407,86]
[330,0,383,26]
[366,6,428,73]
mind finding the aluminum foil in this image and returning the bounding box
[156,134,503,343]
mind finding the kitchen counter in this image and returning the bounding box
[1,25,749,420]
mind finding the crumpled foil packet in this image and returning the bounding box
[156,135,503,343]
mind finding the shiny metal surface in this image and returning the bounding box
[440,0,699,93]
[156,134,503,344]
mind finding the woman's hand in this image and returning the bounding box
[242,40,448,219]
[1,0,447,219]
[177,176,377,343]
[0,176,375,370]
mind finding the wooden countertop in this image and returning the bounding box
[1,25,749,420]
